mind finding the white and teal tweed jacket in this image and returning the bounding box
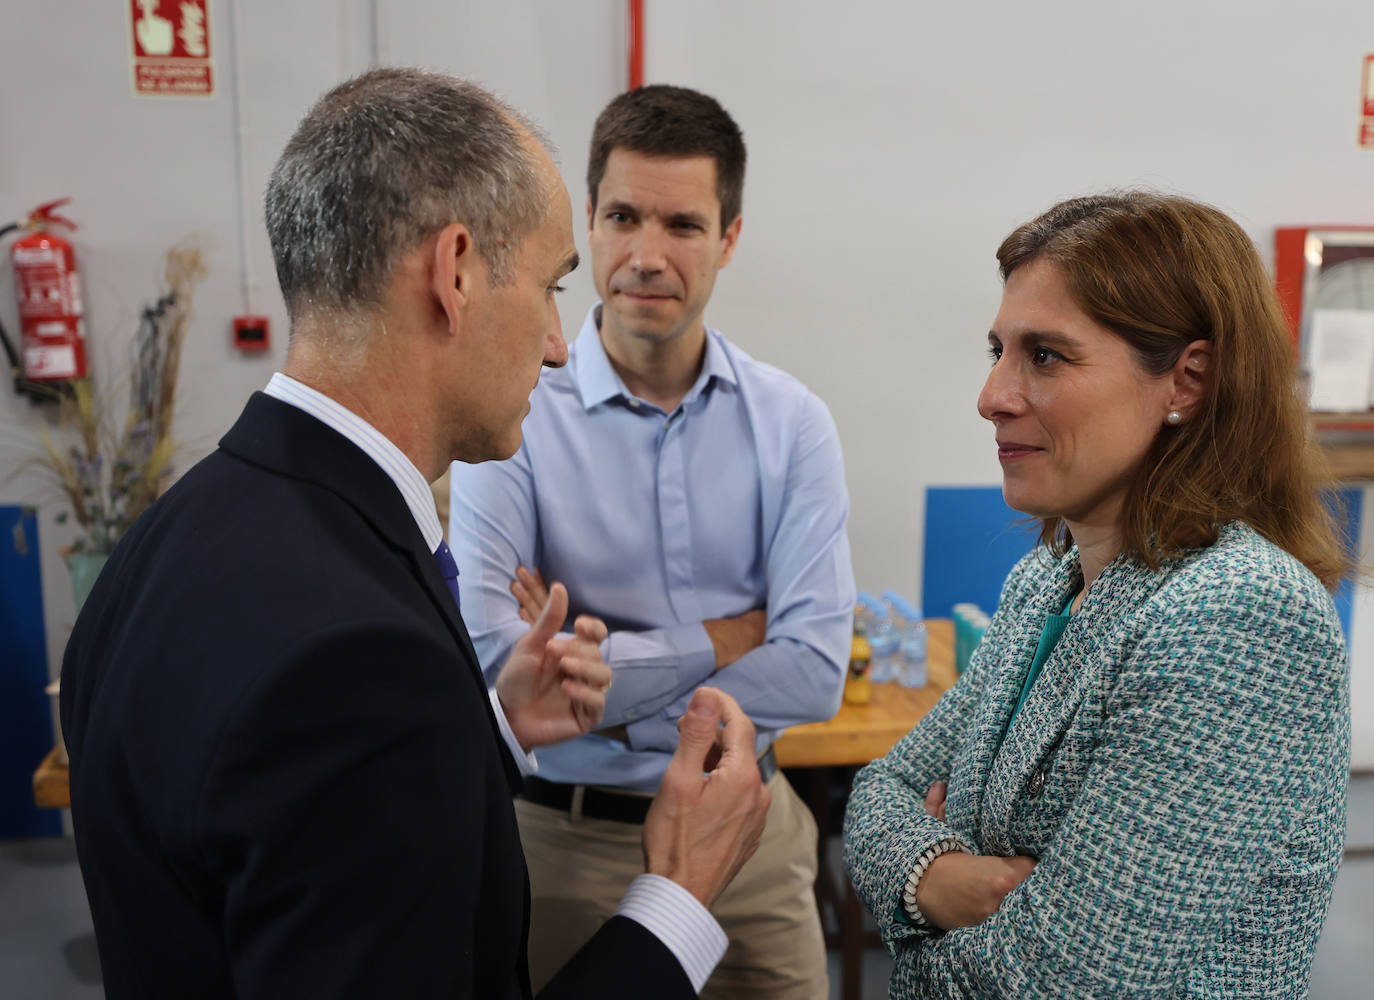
[844,521,1350,998]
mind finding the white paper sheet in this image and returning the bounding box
[1307,309,1374,412]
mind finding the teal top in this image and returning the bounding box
[1006,593,1076,732]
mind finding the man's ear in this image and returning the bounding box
[718,214,743,269]
[585,193,595,233]
[1167,339,1212,418]
[431,222,478,335]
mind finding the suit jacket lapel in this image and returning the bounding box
[978,547,1085,854]
[403,539,523,787]
[962,619,1039,844]
[220,393,522,786]
[979,548,1173,854]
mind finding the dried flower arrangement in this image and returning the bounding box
[31,239,207,555]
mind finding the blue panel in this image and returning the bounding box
[922,486,1038,618]
[0,505,61,837]
[1326,487,1362,648]
[922,486,1363,645]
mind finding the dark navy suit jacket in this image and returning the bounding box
[61,392,691,999]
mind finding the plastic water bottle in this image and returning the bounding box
[901,612,928,688]
[854,591,878,636]
[862,593,900,683]
[884,591,928,688]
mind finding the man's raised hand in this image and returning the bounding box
[496,580,611,750]
[642,687,770,909]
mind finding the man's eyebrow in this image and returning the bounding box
[669,211,711,227]
[600,200,636,215]
[555,250,579,279]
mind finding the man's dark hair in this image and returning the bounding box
[587,85,746,230]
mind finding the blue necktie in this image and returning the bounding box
[433,539,461,614]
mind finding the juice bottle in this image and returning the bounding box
[845,630,872,705]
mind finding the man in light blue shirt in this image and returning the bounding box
[450,85,855,999]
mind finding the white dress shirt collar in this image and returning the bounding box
[263,372,443,552]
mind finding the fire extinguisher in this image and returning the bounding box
[9,198,87,383]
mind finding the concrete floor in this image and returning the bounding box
[3,778,1370,1000]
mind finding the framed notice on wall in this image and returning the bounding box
[1276,227,1374,413]
[127,0,214,98]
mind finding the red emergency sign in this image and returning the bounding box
[128,0,214,98]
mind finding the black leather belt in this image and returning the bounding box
[519,745,778,825]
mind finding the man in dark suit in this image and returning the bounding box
[60,68,769,999]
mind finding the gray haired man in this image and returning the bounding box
[61,68,769,999]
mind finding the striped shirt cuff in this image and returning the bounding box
[488,689,538,777]
[615,874,727,993]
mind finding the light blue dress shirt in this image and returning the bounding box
[450,306,856,792]
[265,372,725,989]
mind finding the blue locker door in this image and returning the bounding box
[0,505,61,837]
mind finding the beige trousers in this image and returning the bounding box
[515,771,828,1000]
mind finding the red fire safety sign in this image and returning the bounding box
[128,0,214,98]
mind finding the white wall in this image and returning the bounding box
[0,0,623,693]
[640,0,1374,765]
[643,0,1374,593]
[2,0,1371,761]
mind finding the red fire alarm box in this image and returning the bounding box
[233,314,270,352]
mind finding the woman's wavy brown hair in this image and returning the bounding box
[996,191,1349,589]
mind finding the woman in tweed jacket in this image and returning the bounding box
[844,192,1351,999]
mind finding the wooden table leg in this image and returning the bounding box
[798,765,864,1000]
[841,872,864,1000]
[807,766,833,925]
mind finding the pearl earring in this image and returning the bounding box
[1166,410,1183,426]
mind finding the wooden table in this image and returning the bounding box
[775,619,956,767]
[775,619,956,1000]
[33,746,70,810]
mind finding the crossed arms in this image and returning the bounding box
[449,388,856,752]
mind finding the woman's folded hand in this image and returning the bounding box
[915,851,1036,931]
[924,781,948,822]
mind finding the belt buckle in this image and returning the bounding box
[756,744,778,784]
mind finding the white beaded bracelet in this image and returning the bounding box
[901,837,968,929]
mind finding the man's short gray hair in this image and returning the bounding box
[265,68,548,323]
